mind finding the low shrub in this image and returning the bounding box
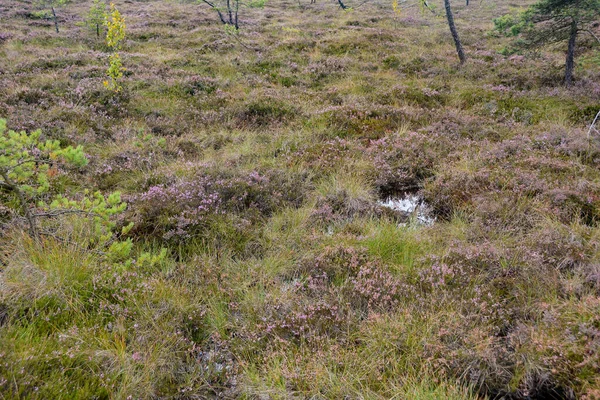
[132,168,308,240]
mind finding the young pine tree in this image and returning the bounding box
[495,0,600,86]
[37,0,70,33]
[87,0,107,37]
[0,118,133,255]
[0,119,87,240]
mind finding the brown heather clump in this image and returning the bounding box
[1,0,600,398]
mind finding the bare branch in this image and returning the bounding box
[226,31,260,51]
[337,0,349,10]
[588,110,600,139]
[422,0,436,14]
[199,0,228,24]
[38,230,107,256]
[32,209,102,219]
[582,28,600,44]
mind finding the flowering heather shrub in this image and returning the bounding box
[309,202,337,225]
[288,137,356,174]
[0,32,12,43]
[133,169,308,240]
[314,104,427,139]
[234,98,298,127]
[423,132,600,223]
[418,261,463,290]
[292,247,404,314]
[96,150,157,176]
[292,245,368,281]
[17,52,90,73]
[406,245,590,396]
[143,111,199,136]
[546,188,600,226]
[3,0,600,397]
[305,56,350,82]
[527,223,594,272]
[421,242,573,341]
[92,139,174,185]
[470,299,600,399]
[427,243,519,283]
[389,84,448,109]
[310,189,376,225]
[349,263,404,312]
[419,110,500,141]
[261,301,346,345]
[492,55,560,90]
[534,128,600,169]
[368,130,456,196]
[5,88,55,107]
[396,56,431,76]
[134,177,221,239]
[72,76,130,119]
[177,76,220,96]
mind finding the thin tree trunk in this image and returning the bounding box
[200,0,227,25]
[234,0,239,29]
[51,6,59,33]
[564,19,577,86]
[421,0,436,15]
[96,23,100,37]
[216,9,227,25]
[444,0,466,64]
[227,0,233,25]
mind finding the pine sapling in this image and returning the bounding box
[87,0,107,37]
[0,118,87,240]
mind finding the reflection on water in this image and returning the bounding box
[378,194,435,225]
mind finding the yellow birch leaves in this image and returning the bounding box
[104,3,126,91]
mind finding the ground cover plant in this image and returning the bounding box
[0,0,599,398]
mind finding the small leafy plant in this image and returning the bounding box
[105,2,125,48]
[105,53,124,91]
[103,3,126,91]
[248,0,267,8]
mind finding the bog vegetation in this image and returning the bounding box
[0,0,599,398]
